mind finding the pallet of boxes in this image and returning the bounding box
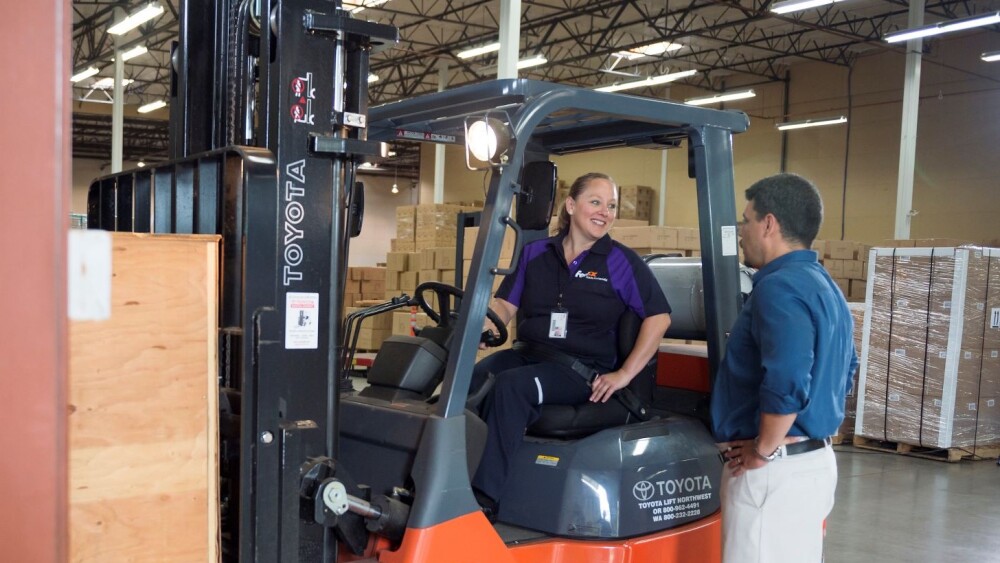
[343,266,392,351]
[815,239,870,302]
[854,241,1000,461]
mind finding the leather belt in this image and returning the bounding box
[780,437,832,458]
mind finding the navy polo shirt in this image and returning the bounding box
[710,250,858,442]
[496,233,671,372]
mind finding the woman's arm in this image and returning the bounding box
[479,297,518,349]
[589,312,671,403]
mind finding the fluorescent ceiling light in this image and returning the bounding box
[771,0,845,15]
[71,66,100,83]
[108,3,165,35]
[119,45,148,61]
[457,42,500,59]
[138,100,167,113]
[367,73,379,83]
[685,88,756,106]
[614,41,683,60]
[776,115,847,131]
[516,55,547,70]
[92,77,134,89]
[594,69,698,93]
[982,50,1000,62]
[884,11,1000,43]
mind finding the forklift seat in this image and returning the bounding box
[526,310,656,440]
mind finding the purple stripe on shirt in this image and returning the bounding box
[607,246,647,318]
[501,238,551,307]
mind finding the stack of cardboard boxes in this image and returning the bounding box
[345,266,386,307]
[610,225,701,257]
[618,185,654,221]
[813,240,870,302]
[855,246,999,453]
[393,203,481,252]
[343,266,389,350]
[836,302,866,443]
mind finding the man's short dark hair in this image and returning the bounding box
[745,173,823,247]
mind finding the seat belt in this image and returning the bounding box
[512,341,654,421]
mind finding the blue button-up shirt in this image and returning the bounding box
[711,249,858,442]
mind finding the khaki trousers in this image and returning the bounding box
[721,445,837,563]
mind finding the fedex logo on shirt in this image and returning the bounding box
[575,270,608,282]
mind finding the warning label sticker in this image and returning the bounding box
[286,292,319,349]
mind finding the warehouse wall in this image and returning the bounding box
[427,32,999,245]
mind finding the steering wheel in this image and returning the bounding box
[413,281,508,347]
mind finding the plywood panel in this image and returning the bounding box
[69,233,220,563]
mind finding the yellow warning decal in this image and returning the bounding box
[535,455,559,467]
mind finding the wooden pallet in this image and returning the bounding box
[831,433,852,446]
[852,436,1000,462]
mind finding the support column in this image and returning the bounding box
[434,60,450,203]
[894,0,924,239]
[111,8,124,172]
[497,0,520,79]
[659,150,668,226]
[0,0,70,560]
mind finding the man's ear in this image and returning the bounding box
[763,213,779,237]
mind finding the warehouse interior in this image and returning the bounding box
[3,0,1000,561]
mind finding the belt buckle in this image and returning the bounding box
[776,444,788,459]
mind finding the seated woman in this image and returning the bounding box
[471,172,672,513]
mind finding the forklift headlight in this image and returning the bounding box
[464,114,513,170]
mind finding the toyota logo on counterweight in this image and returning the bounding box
[632,480,655,501]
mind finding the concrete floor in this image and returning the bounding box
[825,445,1000,562]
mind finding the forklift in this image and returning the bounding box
[86,1,748,561]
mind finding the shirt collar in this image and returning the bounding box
[752,249,817,286]
[548,232,613,256]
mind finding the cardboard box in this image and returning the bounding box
[611,226,678,250]
[362,279,385,295]
[856,247,998,448]
[392,310,432,336]
[826,240,857,260]
[420,248,437,270]
[362,267,385,281]
[676,227,700,251]
[618,184,654,221]
[399,271,418,292]
[824,259,845,278]
[386,251,410,272]
[833,277,850,298]
[462,226,515,262]
[418,269,441,284]
[396,205,417,241]
[844,259,867,280]
[436,247,457,270]
[849,279,867,301]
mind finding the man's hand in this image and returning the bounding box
[589,370,631,403]
[717,439,768,477]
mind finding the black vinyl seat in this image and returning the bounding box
[526,311,656,439]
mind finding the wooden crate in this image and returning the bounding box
[69,233,220,562]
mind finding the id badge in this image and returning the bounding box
[549,309,568,339]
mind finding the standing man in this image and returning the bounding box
[712,173,857,563]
